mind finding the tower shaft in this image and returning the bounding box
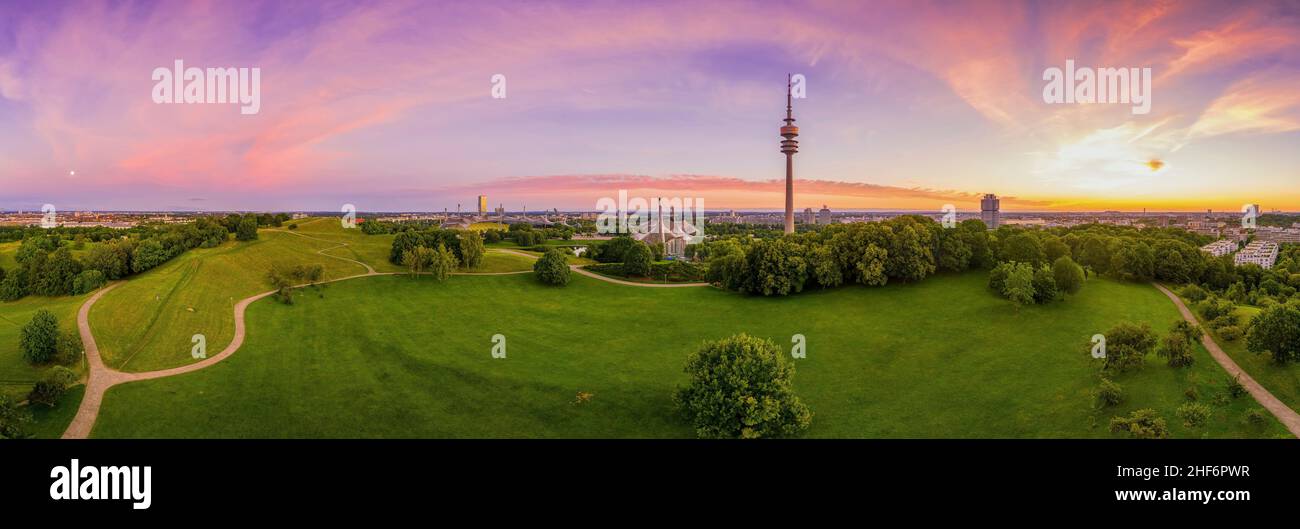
[780,74,799,235]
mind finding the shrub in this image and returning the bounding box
[1031,265,1059,303]
[1180,284,1208,302]
[20,310,59,364]
[1097,322,1157,374]
[1245,408,1268,426]
[1176,402,1211,428]
[674,334,812,439]
[27,366,78,407]
[1225,375,1247,399]
[533,248,570,286]
[1094,378,1124,408]
[1183,386,1198,402]
[1218,326,1243,341]
[0,394,32,439]
[1109,408,1169,439]
[1156,334,1194,368]
[288,223,298,230]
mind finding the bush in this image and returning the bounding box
[674,334,812,438]
[1225,375,1247,399]
[1183,386,1198,402]
[1156,334,1194,368]
[1245,408,1267,426]
[533,248,571,286]
[1180,284,1208,302]
[1109,408,1169,439]
[288,223,298,230]
[1097,321,1158,374]
[1031,265,1059,303]
[71,269,106,295]
[1218,326,1243,341]
[27,365,78,407]
[1094,378,1124,408]
[20,310,59,364]
[1176,402,1211,428]
[0,394,33,439]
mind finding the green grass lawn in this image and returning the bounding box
[0,293,89,383]
[27,385,84,439]
[87,229,368,372]
[1180,296,1300,414]
[91,272,1286,438]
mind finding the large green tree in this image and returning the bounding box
[1247,305,1300,364]
[1052,256,1085,295]
[623,240,653,277]
[674,334,812,439]
[533,248,570,286]
[20,309,59,364]
[459,230,485,269]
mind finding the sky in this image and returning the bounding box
[0,0,1297,213]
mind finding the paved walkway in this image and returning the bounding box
[61,238,704,438]
[1154,283,1300,438]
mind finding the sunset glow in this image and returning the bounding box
[1,0,1297,212]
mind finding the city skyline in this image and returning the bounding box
[1,0,1298,212]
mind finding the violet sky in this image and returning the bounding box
[1,0,1298,212]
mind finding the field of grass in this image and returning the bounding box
[92,272,1285,438]
[1180,296,1300,414]
[468,222,507,231]
[87,229,367,372]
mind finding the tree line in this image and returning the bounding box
[0,213,279,302]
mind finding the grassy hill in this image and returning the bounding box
[92,272,1287,438]
[87,228,368,372]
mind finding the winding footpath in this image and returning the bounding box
[62,237,706,438]
[1154,283,1300,438]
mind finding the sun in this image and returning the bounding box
[1145,159,1165,172]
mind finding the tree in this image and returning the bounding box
[1176,402,1211,428]
[743,238,809,296]
[0,270,27,301]
[1031,265,1058,304]
[401,246,434,278]
[131,239,170,273]
[1043,237,1071,263]
[674,334,812,439]
[810,245,842,288]
[27,366,77,407]
[459,230,485,269]
[1001,262,1036,308]
[856,244,888,286]
[534,248,570,286]
[1156,333,1194,368]
[1052,256,1085,295]
[1246,305,1300,364]
[428,244,458,281]
[54,329,84,365]
[885,223,935,282]
[235,215,259,241]
[623,241,652,277]
[20,309,59,364]
[1001,233,1045,267]
[37,247,82,296]
[72,269,106,295]
[1098,321,1158,373]
[0,394,32,439]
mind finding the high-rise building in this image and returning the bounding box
[478,195,488,215]
[980,194,1000,230]
[780,74,799,234]
[803,207,814,224]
